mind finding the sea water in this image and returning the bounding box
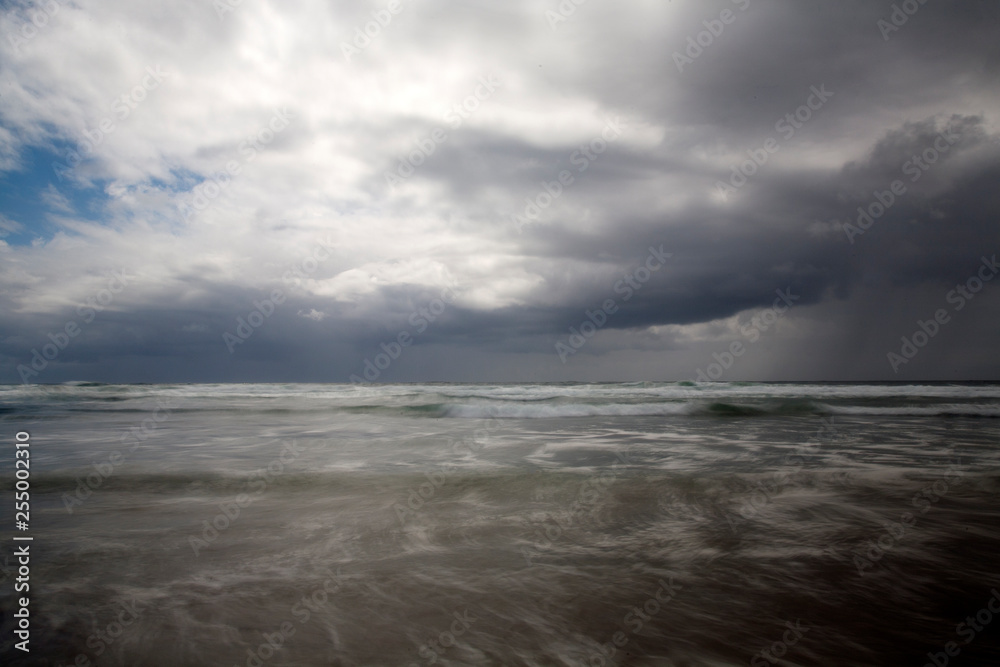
[2,382,999,665]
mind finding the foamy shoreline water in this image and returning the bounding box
[2,382,999,665]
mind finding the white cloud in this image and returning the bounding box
[297,308,326,322]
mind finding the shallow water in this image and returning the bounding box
[2,382,1000,665]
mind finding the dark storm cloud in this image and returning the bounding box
[372,1,1000,375]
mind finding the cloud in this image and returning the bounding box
[298,308,327,322]
[1,0,999,382]
[0,213,23,237]
[40,183,74,214]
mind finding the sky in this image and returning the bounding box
[1,0,999,383]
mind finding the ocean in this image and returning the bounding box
[2,382,1000,666]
